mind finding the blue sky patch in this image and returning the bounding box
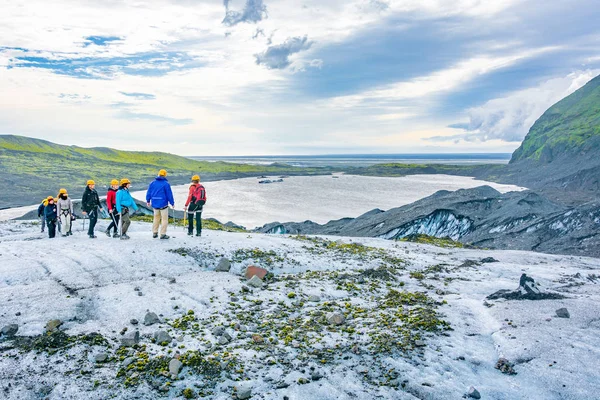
[84,36,121,47]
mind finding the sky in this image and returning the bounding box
[1,0,599,156]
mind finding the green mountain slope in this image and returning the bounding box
[510,74,600,163]
[0,135,324,208]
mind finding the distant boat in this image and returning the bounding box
[259,179,284,184]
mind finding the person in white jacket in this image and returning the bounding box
[56,188,74,237]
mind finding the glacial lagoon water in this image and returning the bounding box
[132,174,525,230]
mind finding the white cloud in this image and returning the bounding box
[433,70,600,142]
[324,47,560,109]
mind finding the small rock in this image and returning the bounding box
[414,339,426,347]
[481,257,499,263]
[241,286,250,293]
[218,336,230,345]
[121,331,140,347]
[134,286,141,292]
[15,312,21,316]
[130,319,139,325]
[169,358,183,378]
[237,387,252,400]
[176,335,185,342]
[556,308,570,318]
[216,258,232,272]
[169,278,176,284]
[247,275,264,288]
[245,265,268,280]
[252,334,264,344]
[495,358,516,375]
[223,331,232,341]
[212,326,226,337]
[144,312,160,326]
[154,331,172,345]
[45,319,62,332]
[137,292,143,296]
[467,386,481,399]
[1,324,18,337]
[311,372,323,381]
[95,353,108,363]
[326,312,345,326]
[308,295,321,303]
[122,357,135,367]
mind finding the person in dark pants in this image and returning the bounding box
[105,179,120,238]
[184,175,206,237]
[81,180,103,239]
[44,196,58,239]
[37,198,48,233]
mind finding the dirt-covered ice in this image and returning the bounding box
[0,219,598,400]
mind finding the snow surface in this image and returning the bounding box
[1,219,599,400]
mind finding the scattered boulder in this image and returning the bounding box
[169,358,183,379]
[216,258,232,272]
[308,295,321,303]
[144,312,160,326]
[467,386,481,399]
[45,319,63,332]
[481,257,499,263]
[414,339,426,347]
[154,331,172,345]
[252,335,264,344]
[245,266,268,280]
[1,324,18,337]
[218,336,230,345]
[212,326,225,337]
[237,387,252,400]
[121,331,140,347]
[495,358,516,375]
[487,274,565,301]
[130,319,139,325]
[556,308,570,318]
[122,357,135,367]
[95,353,108,363]
[247,275,264,288]
[326,312,345,326]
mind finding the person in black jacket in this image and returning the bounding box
[37,198,47,233]
[81,180,103,238]
[44,196,58,238]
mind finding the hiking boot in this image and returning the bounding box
[113,233,120,238]
[89,235,97,239]
[160,234,170,240]
[196,232,202,237]
[153,233,158,239]
[105,229,111,237]
[120,234,130,240]
[187,231,193,236]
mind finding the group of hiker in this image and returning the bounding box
[37,170,207,240]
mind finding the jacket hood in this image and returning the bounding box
[155,176,168,182]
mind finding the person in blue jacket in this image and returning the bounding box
[145,169,175,239]
[44,196,58,238]
[115,178,138,240]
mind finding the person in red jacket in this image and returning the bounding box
[184,175,206,237]
[105,179,120,238]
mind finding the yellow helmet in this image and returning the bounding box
[87,180,95,185]
[110,179,119,186]
[47,196,54,201]
[158,169,167,177]
[59,188,67,195]
[120,178,131,185]
[192,175,200,181]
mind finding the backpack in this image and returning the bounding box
[191,184,206,206]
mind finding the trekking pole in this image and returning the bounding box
[83,215,86,232]
[183,208,187,231]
